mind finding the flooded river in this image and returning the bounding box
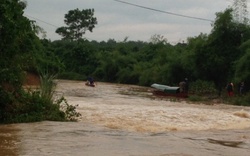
[1,80,250,156]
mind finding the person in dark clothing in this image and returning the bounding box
[239,81,245,95]
[86,77,95,86]
[179,81,186,93]
[179,78,189,93]
[88,77,94,85]
[184,78,189,93]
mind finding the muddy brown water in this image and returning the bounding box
[1,80,250,156]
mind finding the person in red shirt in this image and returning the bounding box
[226,82,234,96]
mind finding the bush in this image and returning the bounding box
[190,80,217,96]
[227,93,250,106]
[57,97,81,121]
[1,72,81,123]
[188,95,206,102]
[2,89,61,123]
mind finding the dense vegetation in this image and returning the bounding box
[47,9,250,95]
[0,0,80,123]
[1,1,250,123]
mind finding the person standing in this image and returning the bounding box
[184,78,189,93]
[226,82,234,96]
[179,78,189,93]
[239,81,245,95]
[179,81,186,93]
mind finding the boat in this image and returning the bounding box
[151,83,188,98]
[85,82,96,87]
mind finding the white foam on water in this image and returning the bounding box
[57,80,250,133]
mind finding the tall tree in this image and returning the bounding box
[194,8,248,93]
[56,8,97,41]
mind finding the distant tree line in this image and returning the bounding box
[43,8,250,96]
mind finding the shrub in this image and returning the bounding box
[228,93,250,106]
[190,80,217,96]
[1,72,81,123]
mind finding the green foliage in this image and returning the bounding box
[190,8,250,93]
[0,0,35,88]
[149,34,168,45]
[1,72,81,123]
[56,8,97,41]
[39,71,57,102]
[42,39,97,78]
[2,89,64,123]
[188,95,207,102]
[58,97,82,121]
[0,0,41,122]
[0,0,82,123]
[234,48,250,82]
[190,80,217,95]
[222,92,250,106]
[39,71,81,121]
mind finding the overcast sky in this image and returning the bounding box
[24,0,241,44]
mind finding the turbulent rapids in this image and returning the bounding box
[57,80,250,132]
[0,80,250,156]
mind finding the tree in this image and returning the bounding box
[193,8,249,94]
[0,0,42,122]
[234,38,250,91]
[234,49,250,82]
[56,8,97,41]
[0,0,36,90]
[149,34,168,45]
